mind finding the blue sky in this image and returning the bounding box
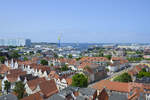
[0,0,150,43]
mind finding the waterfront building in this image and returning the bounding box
[0,38,31,47]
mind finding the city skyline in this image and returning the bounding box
[0,0,150,43]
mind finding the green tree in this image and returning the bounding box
[113,73,132,82]
[98,53,104,57]
[37,50,42,53]
[29,51,34,55]
[4,80,11,94]
[136,51,143,55]
[104,55,112,60]
[10,50,20,59]
[59,56,64,59]
[0,56,6,64]
[99,49,104,53]
[54,53,58,58]
[137,72,145,78]
[0,74,2,79]
[68,54,73,58]
[72,73,88,87]
[8,46,16,49]
[13,81,25,99]
[84,65,90,70]
[40,59,48,65]
[50,63,54,66]
[141,68,146,72]
[105,68,109,72]
[137,68,150,78]
[76,57,82,61]
[23,57,28,61]
[127,57,143,62]
[61,64,69,71]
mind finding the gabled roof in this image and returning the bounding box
[92,80,150,99]
[9,69,22,74]
[7,71,26,83]
[48,71,60,79]
[7,74,18,83]
[0,64,10,74]
[98,88,108,100]
[21,92,43,100]
[92,80,129,93]
[65,77,72,85]
[78,62,99,70]
[27,77,46,91]
[29,64,51,73]
[111,57,128,64]
[39,79,58,98]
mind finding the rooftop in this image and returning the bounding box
[92,80,129,93]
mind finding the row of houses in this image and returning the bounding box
[0,56,130,100]
[0,59,74,97]
[127,64,150,83]
[45,57,129,72]
[108,57,129,72]
[20,57,129,83]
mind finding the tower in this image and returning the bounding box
[58,35,61,48]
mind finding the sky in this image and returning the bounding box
[0,0,150,43]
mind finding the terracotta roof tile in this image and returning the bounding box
[92,80,129,93]
[39,79,58,98]
[27,77,46,91]
[65,77,72,85]
[0,64,10,74]
[80,57,109,62]
[9,69,22,74]
[7,71,26,83]
[78,62,99,70]
[21,92,43,100]
[48,71,60,79]
[111,57,124,61]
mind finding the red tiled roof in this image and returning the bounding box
[135,66,142,72]
[48,71,60,79]
[78,62,99,70]
[80,57,109,62]
[65,77,72,85]
[92,80,129,93]
[7,71,26,83]
[0,64,10,74]
[21,92,43,100]
[28,64,51,73]
[9,69,22,74]
[93,80,150,95]
[39,79,58,98]
[27,77,46,91]
[111,57,124,61]
[18,60,34,66]
[7,74,18,83]
[111,57,128,64]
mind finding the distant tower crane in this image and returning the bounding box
[58,34,61,48]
